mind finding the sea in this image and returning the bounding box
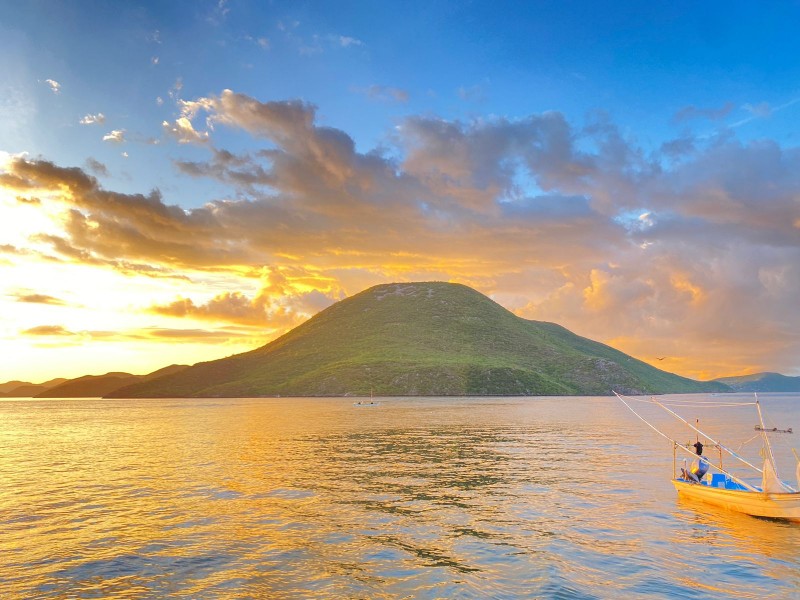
[1,394,799,599]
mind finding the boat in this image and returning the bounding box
[354,389,379,407]
[614,391,800,522]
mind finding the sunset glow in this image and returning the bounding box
[2,2,800,383]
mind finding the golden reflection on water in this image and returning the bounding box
[0,395,799,598]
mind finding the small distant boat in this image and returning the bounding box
[615,391,800,522]
[354,389,379,407]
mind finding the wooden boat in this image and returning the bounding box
[615,391,800,522]
[672,476,800,522]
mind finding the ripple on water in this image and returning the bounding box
[1,395,799,599]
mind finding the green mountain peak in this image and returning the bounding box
[110,281,726,398]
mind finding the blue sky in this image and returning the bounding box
[2,0,800,381]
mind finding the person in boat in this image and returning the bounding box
[681,441,709,483]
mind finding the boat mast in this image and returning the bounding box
[756,396,780,479]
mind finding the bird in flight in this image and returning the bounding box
[656,356,666,360]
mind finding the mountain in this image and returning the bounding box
[713,372,800,392]
[39,365,190,397]
[0,366,188,398]
[0,380,29,394]
[110,282,728,398]
[35,372,140,398]
[0,378,68,398]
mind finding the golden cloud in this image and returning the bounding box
[5,90,800,377]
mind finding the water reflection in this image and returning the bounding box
[0,395,798,598]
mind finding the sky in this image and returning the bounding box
[2,0,800,383]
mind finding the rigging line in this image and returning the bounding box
[736,432,761,452]
[648,402,758,408]
[613,392,759,492]
[652,397,764,475]
[756,397,797,492]
[615,396,757,408]
[654,398,757,406]
[614,392,764,475]
[756,398,782,478]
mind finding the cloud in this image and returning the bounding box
[79,113,105,125]
[168,78,183,101]
[162,117,209,144]
[337,35,363,48]
[358,85,409,104]
[6,89,800,377]
[457,83,489,103]
[22,324,73,336]
[85,157,108,176]
[43,79,61,94]
[12,293,69,305]
[148,266,339,329]
[19,323,250,345]
[102,129,126,143]
[673,102,734,123]
[245,35,270,49]
[142,328,238,340]
[0,244,32,256]
[743,102,772,118]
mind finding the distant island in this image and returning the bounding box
[3,282,798,399]
[712,372,800,393]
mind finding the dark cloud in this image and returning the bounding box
[84,157,109,176]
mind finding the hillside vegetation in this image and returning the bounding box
[111,282,727,398]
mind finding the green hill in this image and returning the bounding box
[713,372,800,392]
[110,282,728,398]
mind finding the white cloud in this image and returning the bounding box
[102,129,126,144]
[79,113,105,125]
[168,78,183,101]
[43,79,61,94]
[245,35,270,49]
[337,36,363,48]
[162,117,209,144]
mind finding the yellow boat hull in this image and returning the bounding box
[673,479,800,522]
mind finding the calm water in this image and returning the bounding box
[1,394,799,599]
